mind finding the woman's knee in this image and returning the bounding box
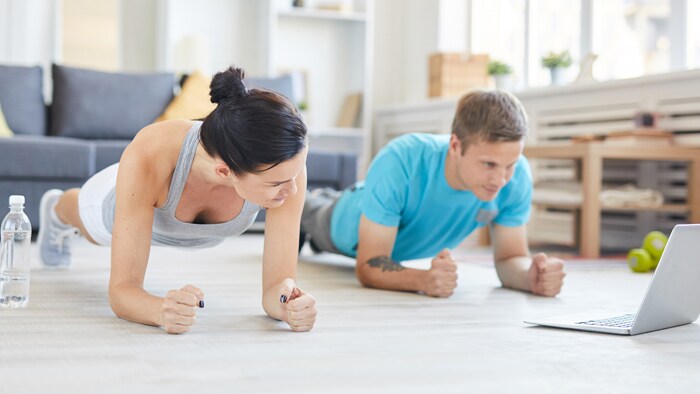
[55,189,85,231]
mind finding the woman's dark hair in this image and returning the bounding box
[199,66,307,176]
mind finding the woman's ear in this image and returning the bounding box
[214,162,233,179]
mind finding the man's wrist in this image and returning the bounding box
[412,269,429,293]
[495,257,532,292]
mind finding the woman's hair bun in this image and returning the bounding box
[209,66,248,104]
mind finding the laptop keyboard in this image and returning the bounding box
[576,313,636,328]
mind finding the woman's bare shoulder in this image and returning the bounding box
[120,120,195,176]
[134,120,194,149]
[123,120,193,159]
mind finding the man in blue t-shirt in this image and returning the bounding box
[301,90,565,298]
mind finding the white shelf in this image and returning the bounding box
[277,8,366,22]
[266,0,373,175]
[307,126,364,138]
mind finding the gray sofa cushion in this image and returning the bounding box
[246,75,295,101]
[92,140,130,173]
[0,135,93,179]
[0,65,46,136]
[306,151,357,189]
[51,64,174,139]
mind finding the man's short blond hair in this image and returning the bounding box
[451,89,528,151]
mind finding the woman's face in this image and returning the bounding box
[232,147,308,209]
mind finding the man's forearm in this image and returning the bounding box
[356,256,427,293]
[494,256,532,292]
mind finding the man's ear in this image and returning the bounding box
[449,134,463,156]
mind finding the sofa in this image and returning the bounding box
[0,64,356,230]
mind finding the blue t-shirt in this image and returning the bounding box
[330,133,532,262]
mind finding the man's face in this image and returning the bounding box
[448,135,524,201]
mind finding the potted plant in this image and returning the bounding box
[488,60,513,90]
[297,100,309,123]
[541,50,572,86]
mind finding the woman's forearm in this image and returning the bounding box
[262,284,288,322]
[108,284,164,327]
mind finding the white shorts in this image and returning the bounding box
[78,163,119,246]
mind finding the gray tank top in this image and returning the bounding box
[103,121,261,248]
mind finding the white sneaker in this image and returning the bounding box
[38,189,80,269]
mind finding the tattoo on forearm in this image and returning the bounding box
[367,256,405,272]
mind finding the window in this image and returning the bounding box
[461,0,694,89]
[528,0,582,86]
[592,0,671,81]
[690,0,700,68]
[471,0,527,89]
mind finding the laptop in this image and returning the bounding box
[524,224,700,335]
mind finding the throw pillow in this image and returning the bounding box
[0,104,15,138]
[0,65,45,135]
[156,70,216,121]
[51,64,175,139]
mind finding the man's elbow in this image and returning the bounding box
[355,262,379,289]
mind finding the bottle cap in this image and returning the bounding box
[9,195,25,205]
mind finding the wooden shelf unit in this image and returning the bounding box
[533,202,691,213]
[525,142,700,258]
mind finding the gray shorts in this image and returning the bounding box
[301,188,344,255]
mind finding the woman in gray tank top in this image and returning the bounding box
[37,66,317,334]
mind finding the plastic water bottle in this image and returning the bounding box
[0,195,32,308]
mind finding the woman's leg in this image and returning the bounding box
[38,188,82,268]
[54,188,98,245]
[39,164,118,267]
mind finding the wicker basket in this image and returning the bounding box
[428,53,489,98]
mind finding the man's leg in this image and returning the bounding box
[300,187,343,255]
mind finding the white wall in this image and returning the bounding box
[120,0,158,72]
[373,0,441,107]
[372,0,405,107]
[156,0,266,76]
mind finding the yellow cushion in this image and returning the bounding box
[0,104,15,138]
[156,71,217,122]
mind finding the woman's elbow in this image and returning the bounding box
[108,287,129,319]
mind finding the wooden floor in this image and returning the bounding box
[1,234,699,393]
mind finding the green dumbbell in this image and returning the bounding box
[642,231,668,269]
[627,248,654,273]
